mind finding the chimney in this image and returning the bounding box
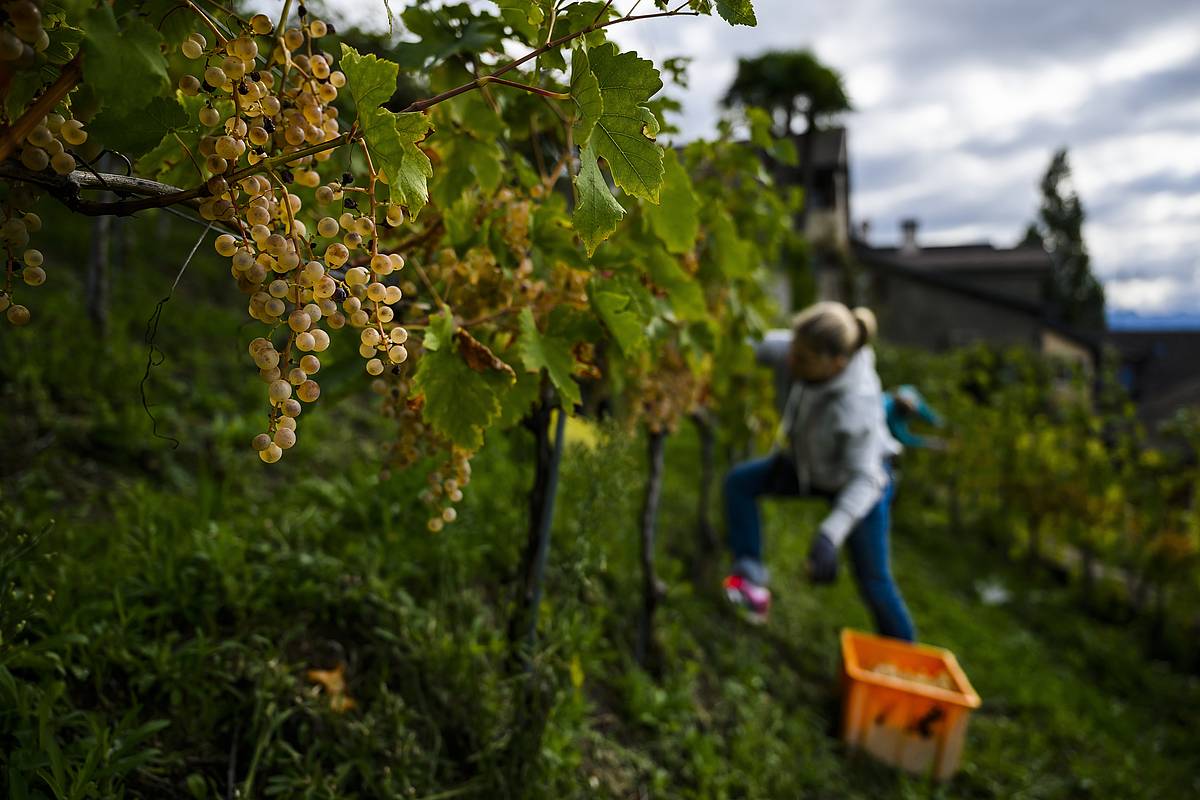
[857,219,871,243]
[900,218,919,255]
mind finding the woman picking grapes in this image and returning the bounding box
[722,302,916,641]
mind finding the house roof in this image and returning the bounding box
[862,243,1053,273]
[853,240,1102,357]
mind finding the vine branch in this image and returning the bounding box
[400,8,698,114]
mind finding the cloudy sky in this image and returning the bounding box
[335,1,1200,317]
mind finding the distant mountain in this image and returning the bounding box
[1107,309,1200,330]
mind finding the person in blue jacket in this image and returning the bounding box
[884,385,946,451]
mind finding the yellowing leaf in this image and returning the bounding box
[307,664,357,713]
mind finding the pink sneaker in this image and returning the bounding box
[723,574,770,625]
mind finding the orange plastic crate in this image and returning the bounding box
[840,629,981,781]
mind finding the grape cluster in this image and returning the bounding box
[175,10,413,461]
[0,191,44,326]
[376,377,472,530]
[633,345,700,435]
[0,0,48,62]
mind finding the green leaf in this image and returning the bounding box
[588,42,665,202]
[82,7,170,121]
[496,363,541,429]
[493,0,546,41]
[716,0,758,26]
[645,149,700,254]
[431,135,503,210]
[572,141,625,256]
[43,24,82,65]
[643,246,706,321]
[517,308,581,408]
[706,208,755,279]
[423,308,455,352]
[412,341,504,451]
[361,108,435,216]
[340,44,399,112]
[570,47,602,146]
[87,95,188,159]
[592,290,645,356]
[137,0,200,45]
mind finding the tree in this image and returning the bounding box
[721,49,850,231]
[1024,148,1106,330]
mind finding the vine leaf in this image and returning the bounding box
[572,141,625,256]
[716,0,758,26]
[362,108,435,216]
[592,289,645,356]
[570,47,602,147]
[705,208,755,279]
[413,347,505,451]
[517,308,581,409]
[492,0,546,41]
[588,42,665,203]
[646,149,700,254]
[643,245,707,321]
[88,96,188,159]
[81,8,170,120]
[340,44,400,111]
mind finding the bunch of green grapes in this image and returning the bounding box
[174,9,411,461]
[376,376,471,531]
[631,345,700,436]
[0,0,48,62]
[0,186,44,326]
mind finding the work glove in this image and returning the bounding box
[806,533,839,584]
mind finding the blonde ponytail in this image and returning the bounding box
[851,307,877,350]
[792,301,879,358]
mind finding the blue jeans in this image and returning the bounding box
[723,453,916,641]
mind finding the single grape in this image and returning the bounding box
[427,517,444,533]
[280,398,302,418]
[214,234,239,257]
[22,266,46,286]
[20,146,49,171]
[388,345,408,364]
[259,443,283,463]
[274,427,297,449]
[366,358,384,376]
[268,379,292,404]
[252,433,272,451]
[297,380,320,402]
[50,152,75,175]
[299,354,320,374]
[60,119,87,145]
[316,216,339,238]
[22,249,43,267]
[7,305,31,326]
[442,507,457,523]
[250,13,273,34]
[294,331,316,351]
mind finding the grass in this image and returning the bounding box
[2,207,1198,798]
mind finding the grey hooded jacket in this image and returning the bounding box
[775,346,901,547]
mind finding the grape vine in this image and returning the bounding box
[0,0,767,529]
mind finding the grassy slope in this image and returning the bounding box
[2,209,1198,798]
